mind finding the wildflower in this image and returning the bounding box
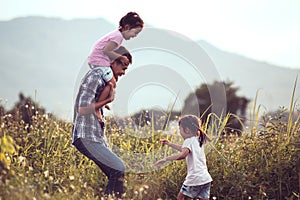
[43,193,50,199]
[70,184,75,190]
[44,170,49,178]
[18,156,26,167]
[139,187,144,193]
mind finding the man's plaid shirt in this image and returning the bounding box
[72,68,107,144]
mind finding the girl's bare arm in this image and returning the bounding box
[154,148,190,167]
[103,41,129,64]
[160,139,182,151]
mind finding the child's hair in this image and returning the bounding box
[114,46,132,64]
[178,115,209,147]
[119,12,144,31]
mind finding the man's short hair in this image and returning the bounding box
[114,46,132,64]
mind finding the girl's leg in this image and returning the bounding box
[177,192,188,200]
[95,78,116,121]
[97,84,110,102]
[97,78,116,103]
[95,84,110,121]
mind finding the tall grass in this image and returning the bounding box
[0,82,299,199]
[287,76,299,137]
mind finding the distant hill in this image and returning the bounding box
[0,17,299,119]
[199,40,299,110]
[0,17,115,119]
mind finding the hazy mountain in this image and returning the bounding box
[0,17,299,120]
[0,17,115,119]
[199,41,299,110]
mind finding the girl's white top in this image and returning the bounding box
[182,136,213,186]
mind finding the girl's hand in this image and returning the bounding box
[119,55,129,66]
[153,158,167,168]
[160,139,170,146]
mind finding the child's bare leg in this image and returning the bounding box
[94,110,103,121]
[109,76,117,88]
[177,192,188,200]
[95,77,116,121]
[95,85,110,121]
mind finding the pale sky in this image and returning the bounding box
[1,0,300,69]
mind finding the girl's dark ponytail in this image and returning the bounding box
[198,125,212,147]
[198,128,206,147]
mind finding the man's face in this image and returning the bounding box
[111,61,129,81]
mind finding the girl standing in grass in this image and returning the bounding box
[88,12,144,121]
[154,115,212,200]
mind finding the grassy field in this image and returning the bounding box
[0,94,299,199]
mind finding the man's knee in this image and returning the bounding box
[115,161,126,172]
[120,163,126,172]
[113,169,125,178]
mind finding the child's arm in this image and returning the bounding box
[103,41,129,64]
[160,139,182,151]
[154,148,190,167]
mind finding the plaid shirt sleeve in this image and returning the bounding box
[72,69,106,144]
[79,72,101,107]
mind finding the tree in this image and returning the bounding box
[6,93,46,132]
[0,105,5,116]
[183,81,250,134]
[130,109,180,130]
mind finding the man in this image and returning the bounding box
[72,46,132,198]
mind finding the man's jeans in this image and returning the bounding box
[74,138,125,198]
